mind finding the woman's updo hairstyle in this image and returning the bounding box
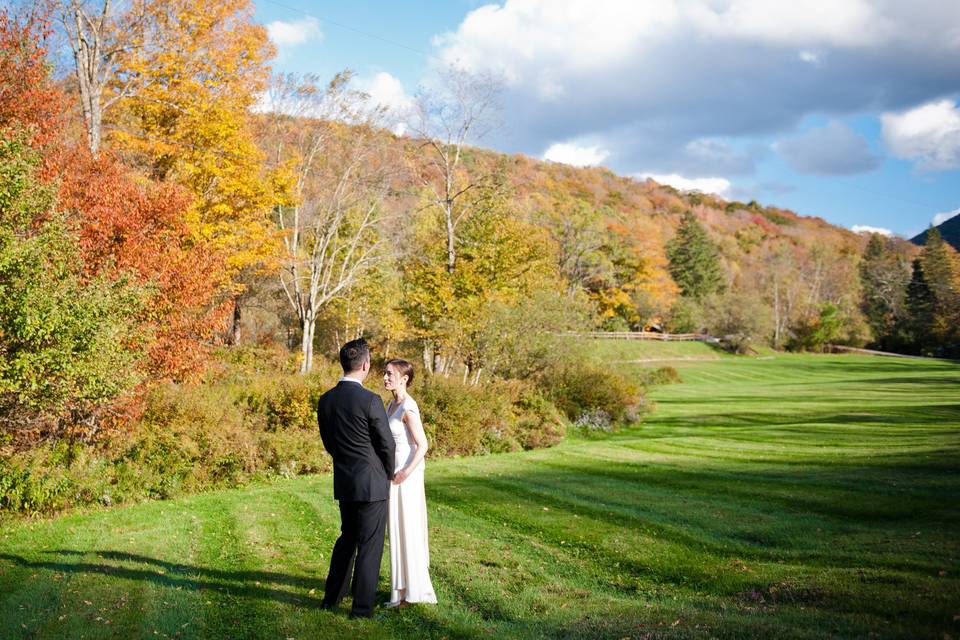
[385,359,415,387]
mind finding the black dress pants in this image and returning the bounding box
[323,499,388,616]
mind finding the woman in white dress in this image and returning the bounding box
[383,359,437,607]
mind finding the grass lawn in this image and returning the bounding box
[1,350,958,639]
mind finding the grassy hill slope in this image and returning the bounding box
[1,352,958,639]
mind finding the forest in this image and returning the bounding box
[1,1,959,516]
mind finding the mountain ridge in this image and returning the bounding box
[911,211,960,250]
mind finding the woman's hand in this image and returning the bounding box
[393,468,409,484]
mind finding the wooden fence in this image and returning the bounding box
[564,331,712,342]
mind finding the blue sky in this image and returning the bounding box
[253,0,960,239]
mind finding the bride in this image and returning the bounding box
[383,359,437,607]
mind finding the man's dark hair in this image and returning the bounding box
[339,338,370,373]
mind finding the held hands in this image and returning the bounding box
[392,468,409,484]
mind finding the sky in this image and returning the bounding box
[252,0,960,239]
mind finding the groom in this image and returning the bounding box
[317,338,395,618]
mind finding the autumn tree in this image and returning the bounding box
[110,0,280,343]
[403,67,505,372]
[0,10,150,443]
[57,0,156,154]
[666,211,725,300]
[410,65,501,275]
[260,72,398,373]
[918,227,960,354]
[2,6,227,387]
[57,147,227,381]
[859,234,911,350]
[0,133,146,444]
[0,7,63,148]
[534,195,608,295]
[402,179,554,382]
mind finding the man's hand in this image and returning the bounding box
[392,468,408,484]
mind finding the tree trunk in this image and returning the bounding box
[300,313,315,374]
[773,279,781,349]
[67,3,106,156]
[471,367,483,385]
[445,203,456,273]
[228,295,242,346]
[422,343,433,375]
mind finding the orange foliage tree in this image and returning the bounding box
[57,148,227,382]
[1,5,225,384]
[0,8,64,148]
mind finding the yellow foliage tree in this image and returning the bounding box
[402,185,555,380]
[109,0,281,341]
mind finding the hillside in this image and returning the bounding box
[912,212,960,251]
[2,351,958,639]
[388,135,877,336]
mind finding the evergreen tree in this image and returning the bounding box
[666,211,725,300]
[917,227,960,355]
[904,258,935,354]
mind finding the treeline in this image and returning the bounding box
[861,229,960,357]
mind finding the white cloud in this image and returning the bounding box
[356,72,414,135]
[359,73,413,113]
[932,207,960,226]
[430,0,960,178]
[639,173,732,197]
[774,121,880,175]
[799,50,822,65]
[851,224,893,236]
[543,142,610,167]
[267,17,322,47]
[881,99,960,170]
[686,0,886,48]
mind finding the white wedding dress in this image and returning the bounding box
[387,395,437,605]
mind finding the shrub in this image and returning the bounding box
[0,458,70,515]
[0,133,148,444]
[0,350,573,518]
[717,334,754,354]
[415,376,565,456]
[573,408,613,433]
[787,303,845,352]
[539,361,643,424]
[640,366,681,386]
[241,375,327,432]
[512,386,566,450]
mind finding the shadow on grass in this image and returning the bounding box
[0,549,327,609]
[0,550,677,640]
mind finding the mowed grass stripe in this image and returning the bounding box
[192,493,284,639]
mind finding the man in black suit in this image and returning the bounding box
[317,338,395,618]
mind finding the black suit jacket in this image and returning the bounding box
[317,380,395,502]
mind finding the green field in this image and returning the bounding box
[1,347,959,639]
